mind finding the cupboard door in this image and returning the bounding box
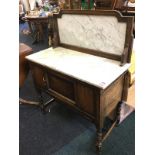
[47,72,75,101]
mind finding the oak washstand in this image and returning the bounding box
[26,10,134,151]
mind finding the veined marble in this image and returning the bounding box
[26,47,130,89]
[57,15,127,55]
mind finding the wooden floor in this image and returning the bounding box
[127,83,135,108]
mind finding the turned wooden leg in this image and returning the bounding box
[96,130,103,152]
[27,21,33,34]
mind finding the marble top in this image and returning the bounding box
[26,47,130,89]
[58,14,127,56]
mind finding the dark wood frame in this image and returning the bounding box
[27,10,134,152]
[52,10,134,65]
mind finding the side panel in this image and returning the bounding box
[76,82,97,116]
[100,74,125,121]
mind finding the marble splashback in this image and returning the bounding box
[57,14,127,55]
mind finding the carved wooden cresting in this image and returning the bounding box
[26,10,134,151]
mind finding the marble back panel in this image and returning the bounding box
[57,14,127,55]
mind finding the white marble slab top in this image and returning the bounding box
[26,47,130,89]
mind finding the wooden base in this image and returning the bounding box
[96,101,134,152]
[28,62,131,152]
[96,101,121,152]
[19,98,39,105]
[19,96,55,113]
[39,96,55,113]
[96,120,117,152]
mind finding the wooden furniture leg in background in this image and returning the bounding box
[27,20,33,34]
[19,43,39,105]
[19,43,33,88]
[19,43,54,110]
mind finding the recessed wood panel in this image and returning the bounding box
[29,63,45,89]
[47,73,75,101]
[76,83,95,115]
[101,75,124,119]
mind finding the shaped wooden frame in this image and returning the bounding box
[52,10,134,65]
